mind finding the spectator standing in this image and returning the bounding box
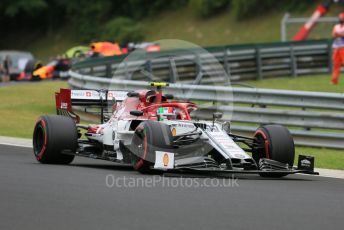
[3,55,11,82]
[331,13,344,84]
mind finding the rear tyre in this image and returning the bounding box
[33,115,77,164]
[130,120,173,173]
[253,124,295,178]
[73,50,82,58]
[30,75,41,81]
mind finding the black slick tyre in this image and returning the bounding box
[130,120,173,173]
[253,124,295,178]
[33,115,77,164]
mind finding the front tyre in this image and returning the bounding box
[33,115,77,164]
[30,75,41,81]
[130,121,173,173]
[253,124,295,178]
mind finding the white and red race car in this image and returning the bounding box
[32,82,317,177]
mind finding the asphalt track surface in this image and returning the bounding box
[1,144,343,230]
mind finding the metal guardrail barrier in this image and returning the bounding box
[69,71,344,149]
[72,39,333,83]
[195,106,344,130]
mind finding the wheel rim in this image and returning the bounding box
[33,120,47,160]
[254,130,270,159]
[133,126,148,169]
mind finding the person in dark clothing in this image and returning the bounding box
[3,55,11,82]
[0,63,4,82]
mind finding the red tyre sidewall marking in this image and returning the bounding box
[142,133,148,160]
[134,159,144,170]
[36,119,47,161]
[254,130,270,159]
[134,126,147,170]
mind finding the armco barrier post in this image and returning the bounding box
[290,45,297,77]
[194,54,203,85]
[145,60,153,81]
[255,46,262,80]
[223,48,231,84]
[327,40,332,73]
[105,63,111,78]
[169,57,178,83]
[124,62,130,79]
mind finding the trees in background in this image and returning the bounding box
[190,0,229,17]
[0,0,313,44]
[0,0,189,43]
[101,17,144,44]
[231,0,311,19]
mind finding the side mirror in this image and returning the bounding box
[222,122,231,134]
[164,94,174,99]
[130,110,144,117]
[104,115,110,122]
[213,112,223,119]
[212,112,223,128]
[127,92,140,97]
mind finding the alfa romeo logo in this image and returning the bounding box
[163,153,169,167]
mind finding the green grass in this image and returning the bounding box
[142,6,284,49]
[295,147,344,170]
[141,4,344,49]
[243,74,344,93]
[0,81,68,138]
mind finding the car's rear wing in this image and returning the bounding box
[55,88,128,123]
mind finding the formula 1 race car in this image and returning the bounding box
[31,58,72,80]
[32,83,317,177]
[0,50,35,81]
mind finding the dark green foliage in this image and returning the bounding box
[100,17,144,44]
[63,0,113,42]
[281,0,312,11]
[231,0,312,20]
[1,0,48,17]
[0,0,189,42]
[190,0,230,17]
[0,0,316,45]
[126,0,189,19]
